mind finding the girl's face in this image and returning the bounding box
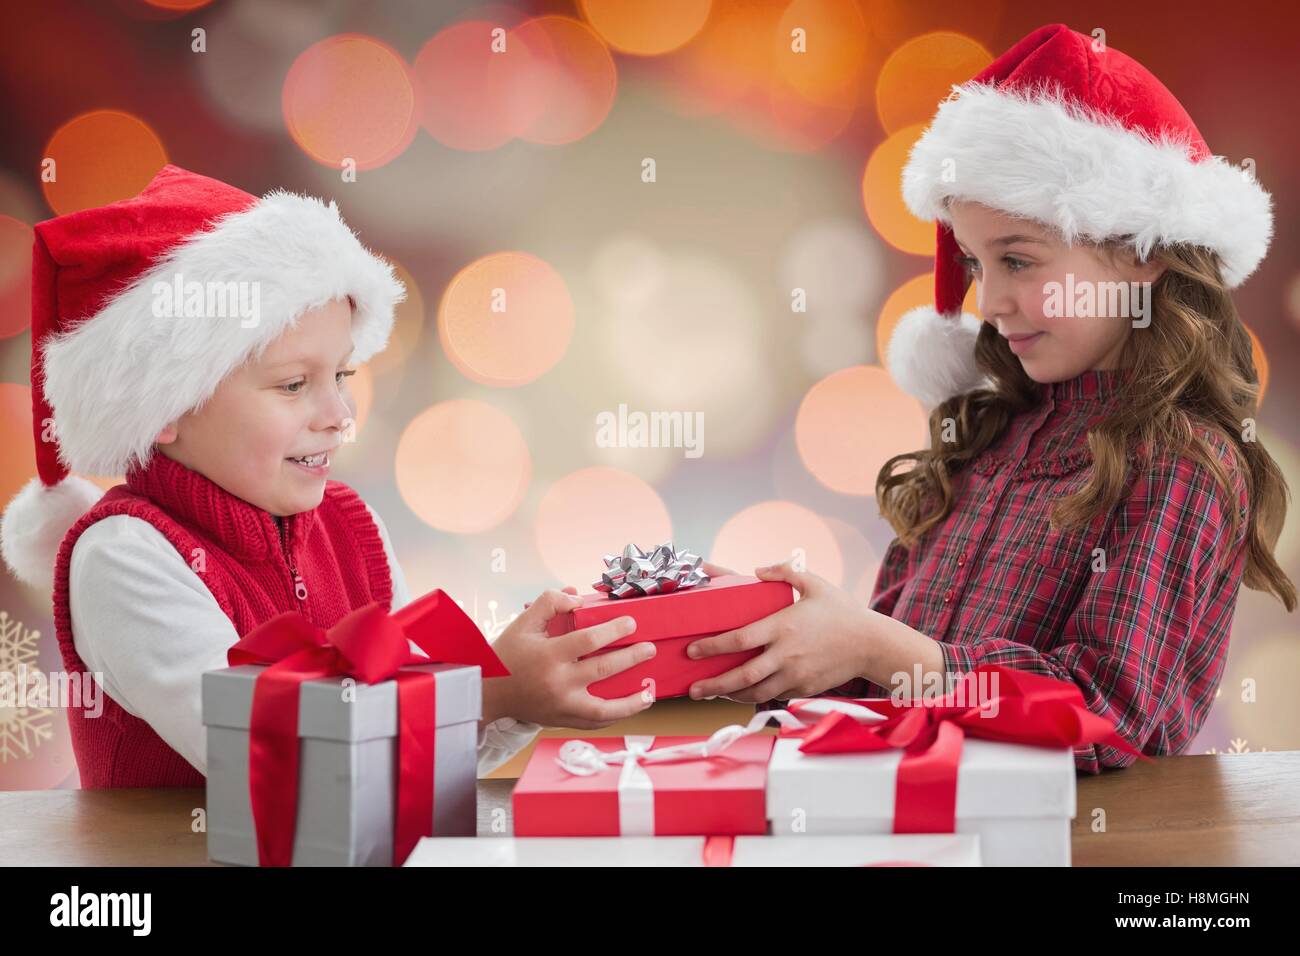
[946,200,1164,382]
[155,297,358,517]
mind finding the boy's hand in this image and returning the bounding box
[684,561,871,702]
[486,589,657,729]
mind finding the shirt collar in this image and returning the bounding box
[124,450,317,562]
[1042,367,1132,403]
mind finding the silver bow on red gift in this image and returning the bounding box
[593,542,709,599]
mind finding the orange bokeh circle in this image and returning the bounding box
[875,32,991,135]
[414,20,548,151]
[0,384,37,508]
[535,466,672,587]
[0,216,34,339]
[774,0,869,109]
[41,110,167,215]
[394,400,531,534]
[438,251,575,387]
[862,123,932,256]
[580,0,712,56]
[513,16,618,145]
[283,34,418,170]
[795,366,929,496]
[711,500,844,586]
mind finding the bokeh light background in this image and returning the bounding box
[1,0,1297,786]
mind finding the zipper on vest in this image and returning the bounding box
[278,518,309,604]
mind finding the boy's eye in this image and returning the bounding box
[956,254,982,276]
[1003,256,1030,272]
[280,369,355,395]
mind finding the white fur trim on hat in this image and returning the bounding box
[39,191,405,478]
[902,83,1273,288]
[886,307,988,408]
[1,475,104,591]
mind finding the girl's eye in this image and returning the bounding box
[956,254,1031,275]
[336,368,356,385]
[281,380,305,395]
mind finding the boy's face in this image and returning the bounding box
[946,200,1164,383]
[156,297,357,517]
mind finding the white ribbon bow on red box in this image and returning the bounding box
[554,709,805,835]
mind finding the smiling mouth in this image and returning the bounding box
[286,452,329,467]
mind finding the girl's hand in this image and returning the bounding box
[485,589,657,729]
[684,561,871,703]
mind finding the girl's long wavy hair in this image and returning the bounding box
[876,241,1297,612]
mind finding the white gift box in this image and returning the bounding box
[402,833,982,866]
[766,732,1076,867]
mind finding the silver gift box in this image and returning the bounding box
[201,662,481,866]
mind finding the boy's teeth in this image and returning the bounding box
[291,452,326,466]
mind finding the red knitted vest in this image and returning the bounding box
[52,451,393,788]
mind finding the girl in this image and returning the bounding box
[0,164,655,788]
[684,24,1295,772]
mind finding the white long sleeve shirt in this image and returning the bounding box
[67,501,539,779]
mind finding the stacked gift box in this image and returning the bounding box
[507,702,1082,867]
[204,544,1133,867]
[521,545,1128,866]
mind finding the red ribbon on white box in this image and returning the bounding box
[781,667,1141,834]
[555,710,804,835]
[558,665,1138,840]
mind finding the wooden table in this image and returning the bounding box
[2,752,1296,866]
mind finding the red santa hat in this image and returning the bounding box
[887,23,1273,408]
[1,164,404,590]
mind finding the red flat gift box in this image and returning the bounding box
[545,574,794,700]
[512,734,776,836]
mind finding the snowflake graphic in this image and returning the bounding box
[0,610,55,763]
[1204,737,1269,755]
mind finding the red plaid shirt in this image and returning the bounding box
[825,367,1251,774]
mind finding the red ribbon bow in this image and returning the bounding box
[226,589,508,866]
[781,665,1144,833]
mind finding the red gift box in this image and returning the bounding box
[545,574,794,700]
[512,734,775,836]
